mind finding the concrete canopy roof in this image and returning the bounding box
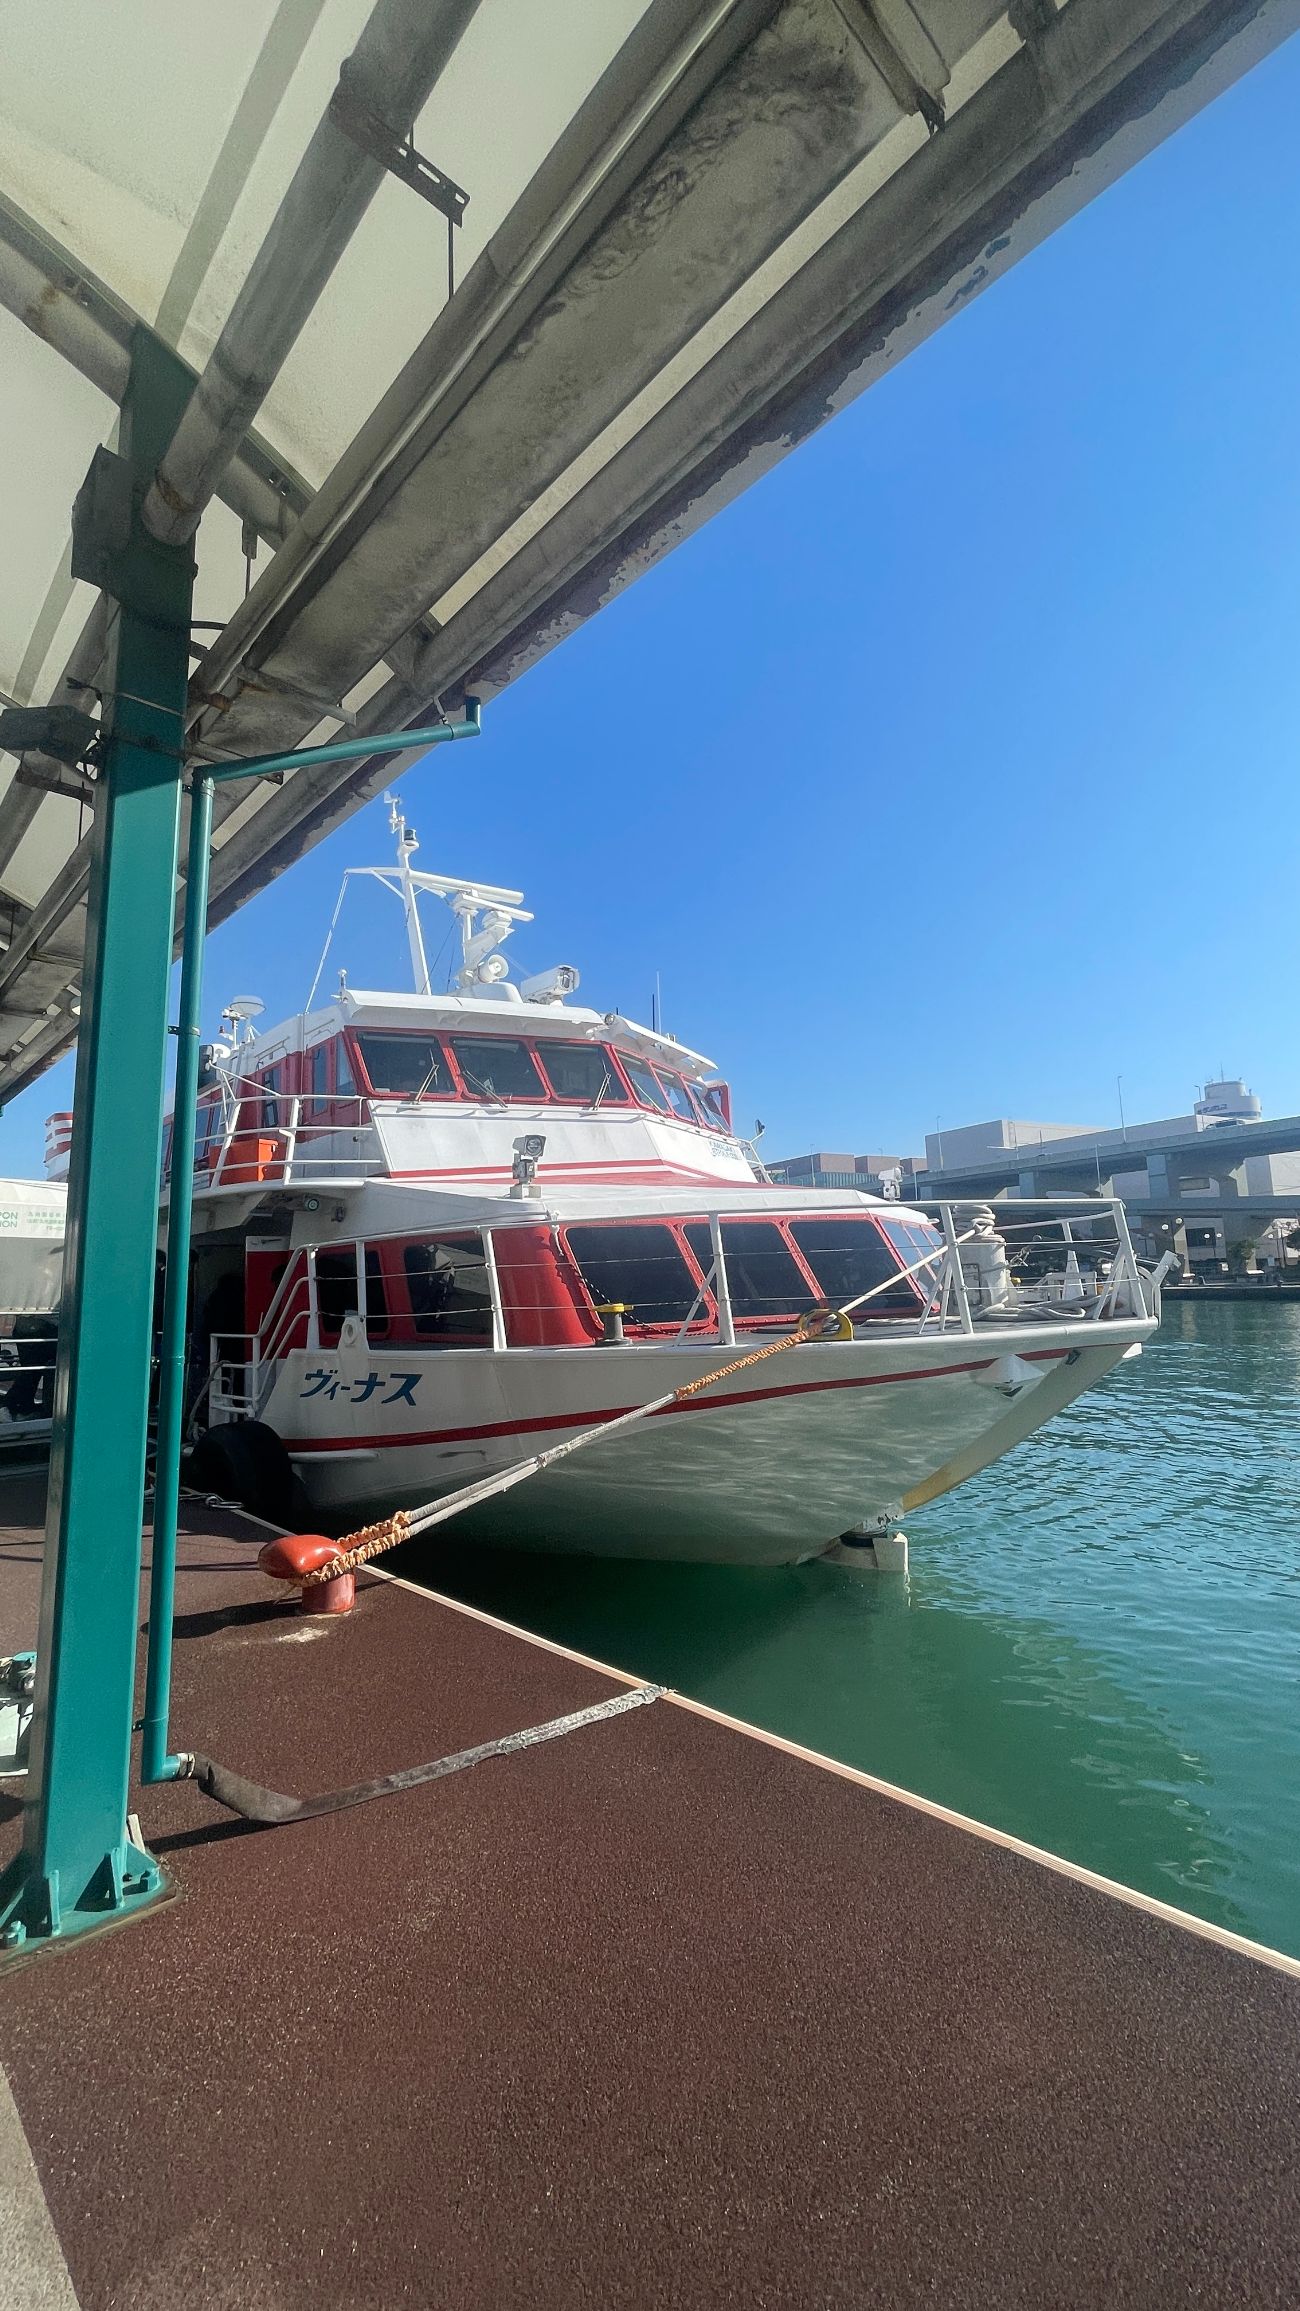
[0,0,1296,1104]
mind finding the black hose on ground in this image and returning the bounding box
[183,1684,664,1827]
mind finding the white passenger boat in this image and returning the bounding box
[159,804,1163,1565]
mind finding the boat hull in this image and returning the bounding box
[269,1320,1151,1565]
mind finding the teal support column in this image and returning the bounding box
[140,774,213,1787]
[0,330,196,1949]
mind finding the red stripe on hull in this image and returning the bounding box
[285,1348,1071,1455]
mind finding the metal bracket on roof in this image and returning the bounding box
[328,69,468,300]
[831,0,948,134]
[12,758,95,802]
[328,77,468,228]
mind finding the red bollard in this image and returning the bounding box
[258,1533,355,1616]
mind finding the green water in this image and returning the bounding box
[412,1300,1300,1958]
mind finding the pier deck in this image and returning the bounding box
[2,1472,1299,2310]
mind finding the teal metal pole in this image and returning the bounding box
[205,699,480,784]
[0,330,196,1950]
[140,774,213,1786]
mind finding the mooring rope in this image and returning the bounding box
[293,1230,974,1590]
[189,1683,665,1825]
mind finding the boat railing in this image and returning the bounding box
[909,1196,1156,1334]
[204,1092,386,1190]
[196,1198,1156,1428]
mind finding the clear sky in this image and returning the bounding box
[5,34,1300,1177]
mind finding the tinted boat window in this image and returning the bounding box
[879,1218,944,1298]
[315,1247,389,1339]
[657,1071,697,1123]
[718,1221,817,1321]
[540,1042,631,1104]
[448,1036,546,1100]
[789,1218,915,1312]
[695,1084,729,1130]
[356,1033,451,1097]
[403,1237,493,1341]
[621,1056,671,1113]
[566,1223,701,1327]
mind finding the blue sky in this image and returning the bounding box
[6,34,1300,1174]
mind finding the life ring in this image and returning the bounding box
[801,1304,853,1342]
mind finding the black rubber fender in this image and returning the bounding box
[185,1418,295,1527]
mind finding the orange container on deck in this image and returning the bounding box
[221,1135,283,1184]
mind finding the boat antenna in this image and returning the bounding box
[388,794,433,996]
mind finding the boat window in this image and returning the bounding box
[364,1249,390,1337]
[259,1064,283,1130]
[194,1102,221,1165]
[694,1220,817,1323]
[336,1039,358,1096]
[403,1236,493,1342]
[694,1083,730,1131]
[656,1070,698,1124]
[308,1042,329,1110]
[448,1036,547,1101]
[356,1032,452,1098]
[790,1218,919,1314]
[315,1248,358,1336]
[620,1056,671,1113]
[315,1247,390,1340]
[565,1223,703,1328]
[537,1041,631,1105]
[878,1217,944,1298]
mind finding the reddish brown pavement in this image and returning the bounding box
[2,1472,1299,2311]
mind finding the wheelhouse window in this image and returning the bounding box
[356,1032,453,1098]
[694,1083,730,1131]
[656,1071,697,1124]
[194,1101,221,1166]
[447,1035,547,1101]
[402,1236,493,1342]
[336,1039,358,1096]
[686,1220,817,1324]
[789,1217,923,1315]
[620,1056,672,1114]
[307,1041,329,1109]
[566,1222,704,1329]
[259,1064,284,1130]
[537,1041,631,1105]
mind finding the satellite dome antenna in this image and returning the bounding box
[222,995,265,1049]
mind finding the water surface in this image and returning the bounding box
[410,1300,1300,1957]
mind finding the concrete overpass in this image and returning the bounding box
[919,1114,1300,1199]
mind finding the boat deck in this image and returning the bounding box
[2,1470,1299,2309]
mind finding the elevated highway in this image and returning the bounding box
[919,1114,1300,1200]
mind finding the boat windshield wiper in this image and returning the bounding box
[461,1066,505,1104]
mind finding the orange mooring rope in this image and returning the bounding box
[295,1311,832,1587]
